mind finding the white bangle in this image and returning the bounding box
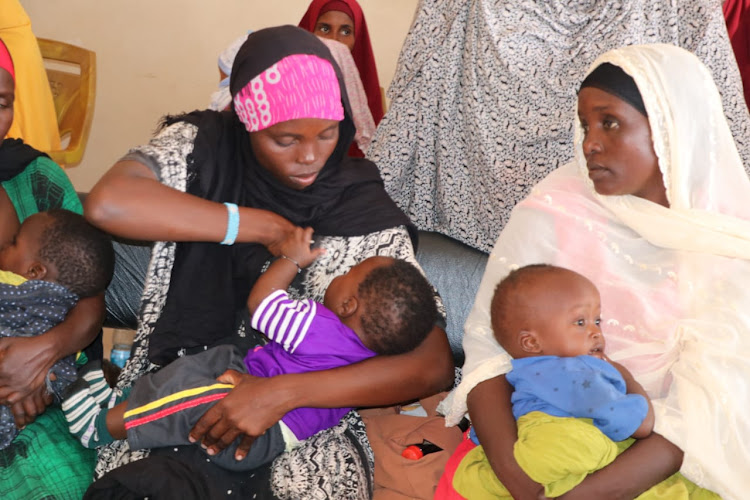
[278,254,302,274]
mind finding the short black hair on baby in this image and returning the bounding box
[358,259,438,355]
[490,263,559,349]
[38,209,115,297]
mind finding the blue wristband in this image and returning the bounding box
[221,202,239,245]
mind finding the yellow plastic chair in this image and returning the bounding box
[36,38,96,168]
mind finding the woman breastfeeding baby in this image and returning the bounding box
[83,26,452,499]
[441,44,750,499]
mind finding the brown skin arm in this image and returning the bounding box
[553,433,683,500]
[85,160,294,253]
[189,325,454,460]
[467,375,545,500]
[607,357,655,438]
[469,373,680,500]
[0,293,105,423]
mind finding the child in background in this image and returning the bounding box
[64,226,438,471]
[440,264,718,499]
[298,0,382,157]
[0,208,114,449]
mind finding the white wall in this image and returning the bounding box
[21,0,418,191]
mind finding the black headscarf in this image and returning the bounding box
[579,62,647,116]
[150,26,415,364]
[0,138,48,182]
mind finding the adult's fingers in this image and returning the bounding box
[189,403,224,445]
[233,434,256,461]
[11,401,30,427]
[206,428,243,456]
[215,369,242,386]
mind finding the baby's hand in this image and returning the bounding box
[278,227,325,269]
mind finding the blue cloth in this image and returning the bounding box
[507,356,648,442]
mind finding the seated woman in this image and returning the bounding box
[83,25,453,499]
[0,39,104,500]
[299,0,383,157]
[368,0,750,255]
[0,0,60,152]
[441,43,750,499]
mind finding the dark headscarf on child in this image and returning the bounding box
[299,0,384,124]
[0,39,48,182]
[579,62,648,117]
[149,25,414,364]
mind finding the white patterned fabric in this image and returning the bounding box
[368,0,750,253]
[320,38,377,155]
[442,44,750,499]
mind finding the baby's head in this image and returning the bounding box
[490,264,605,360]
[0,209,115,297]
[324,256,438,355]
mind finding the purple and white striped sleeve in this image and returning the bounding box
[250,290,317,353]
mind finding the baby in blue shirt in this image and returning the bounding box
[452,265,722,499]
[490,263,653,441]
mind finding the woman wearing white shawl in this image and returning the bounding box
[441,44,750,499]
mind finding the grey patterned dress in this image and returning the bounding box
[94,122,445,500]
[368,0,750,253]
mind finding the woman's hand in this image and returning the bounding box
[259,211,297,257]
[0,336,55,405]
[10,384,53,427]
[189,371,293,461]
[552,432,683,500]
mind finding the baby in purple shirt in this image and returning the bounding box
[63,226,438,471]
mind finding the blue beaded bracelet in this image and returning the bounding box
[221,202,239,245]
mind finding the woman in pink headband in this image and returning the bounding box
[83,25,451,499]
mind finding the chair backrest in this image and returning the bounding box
[36,38,96,168]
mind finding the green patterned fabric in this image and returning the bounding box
[1,155,82,221]
[0,158,93,498]
[0,408,96,500]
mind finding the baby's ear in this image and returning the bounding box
[337,295,359,318]
[25,262,48,281]
[519,331,542,354]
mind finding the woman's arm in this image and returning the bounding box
[555,433,683,500]
[468,375,544,500]
[0,294,105,418]
[85,160,293,251]
[190,324,455,459]
[608,358,654,438]
[467,374,681,500]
